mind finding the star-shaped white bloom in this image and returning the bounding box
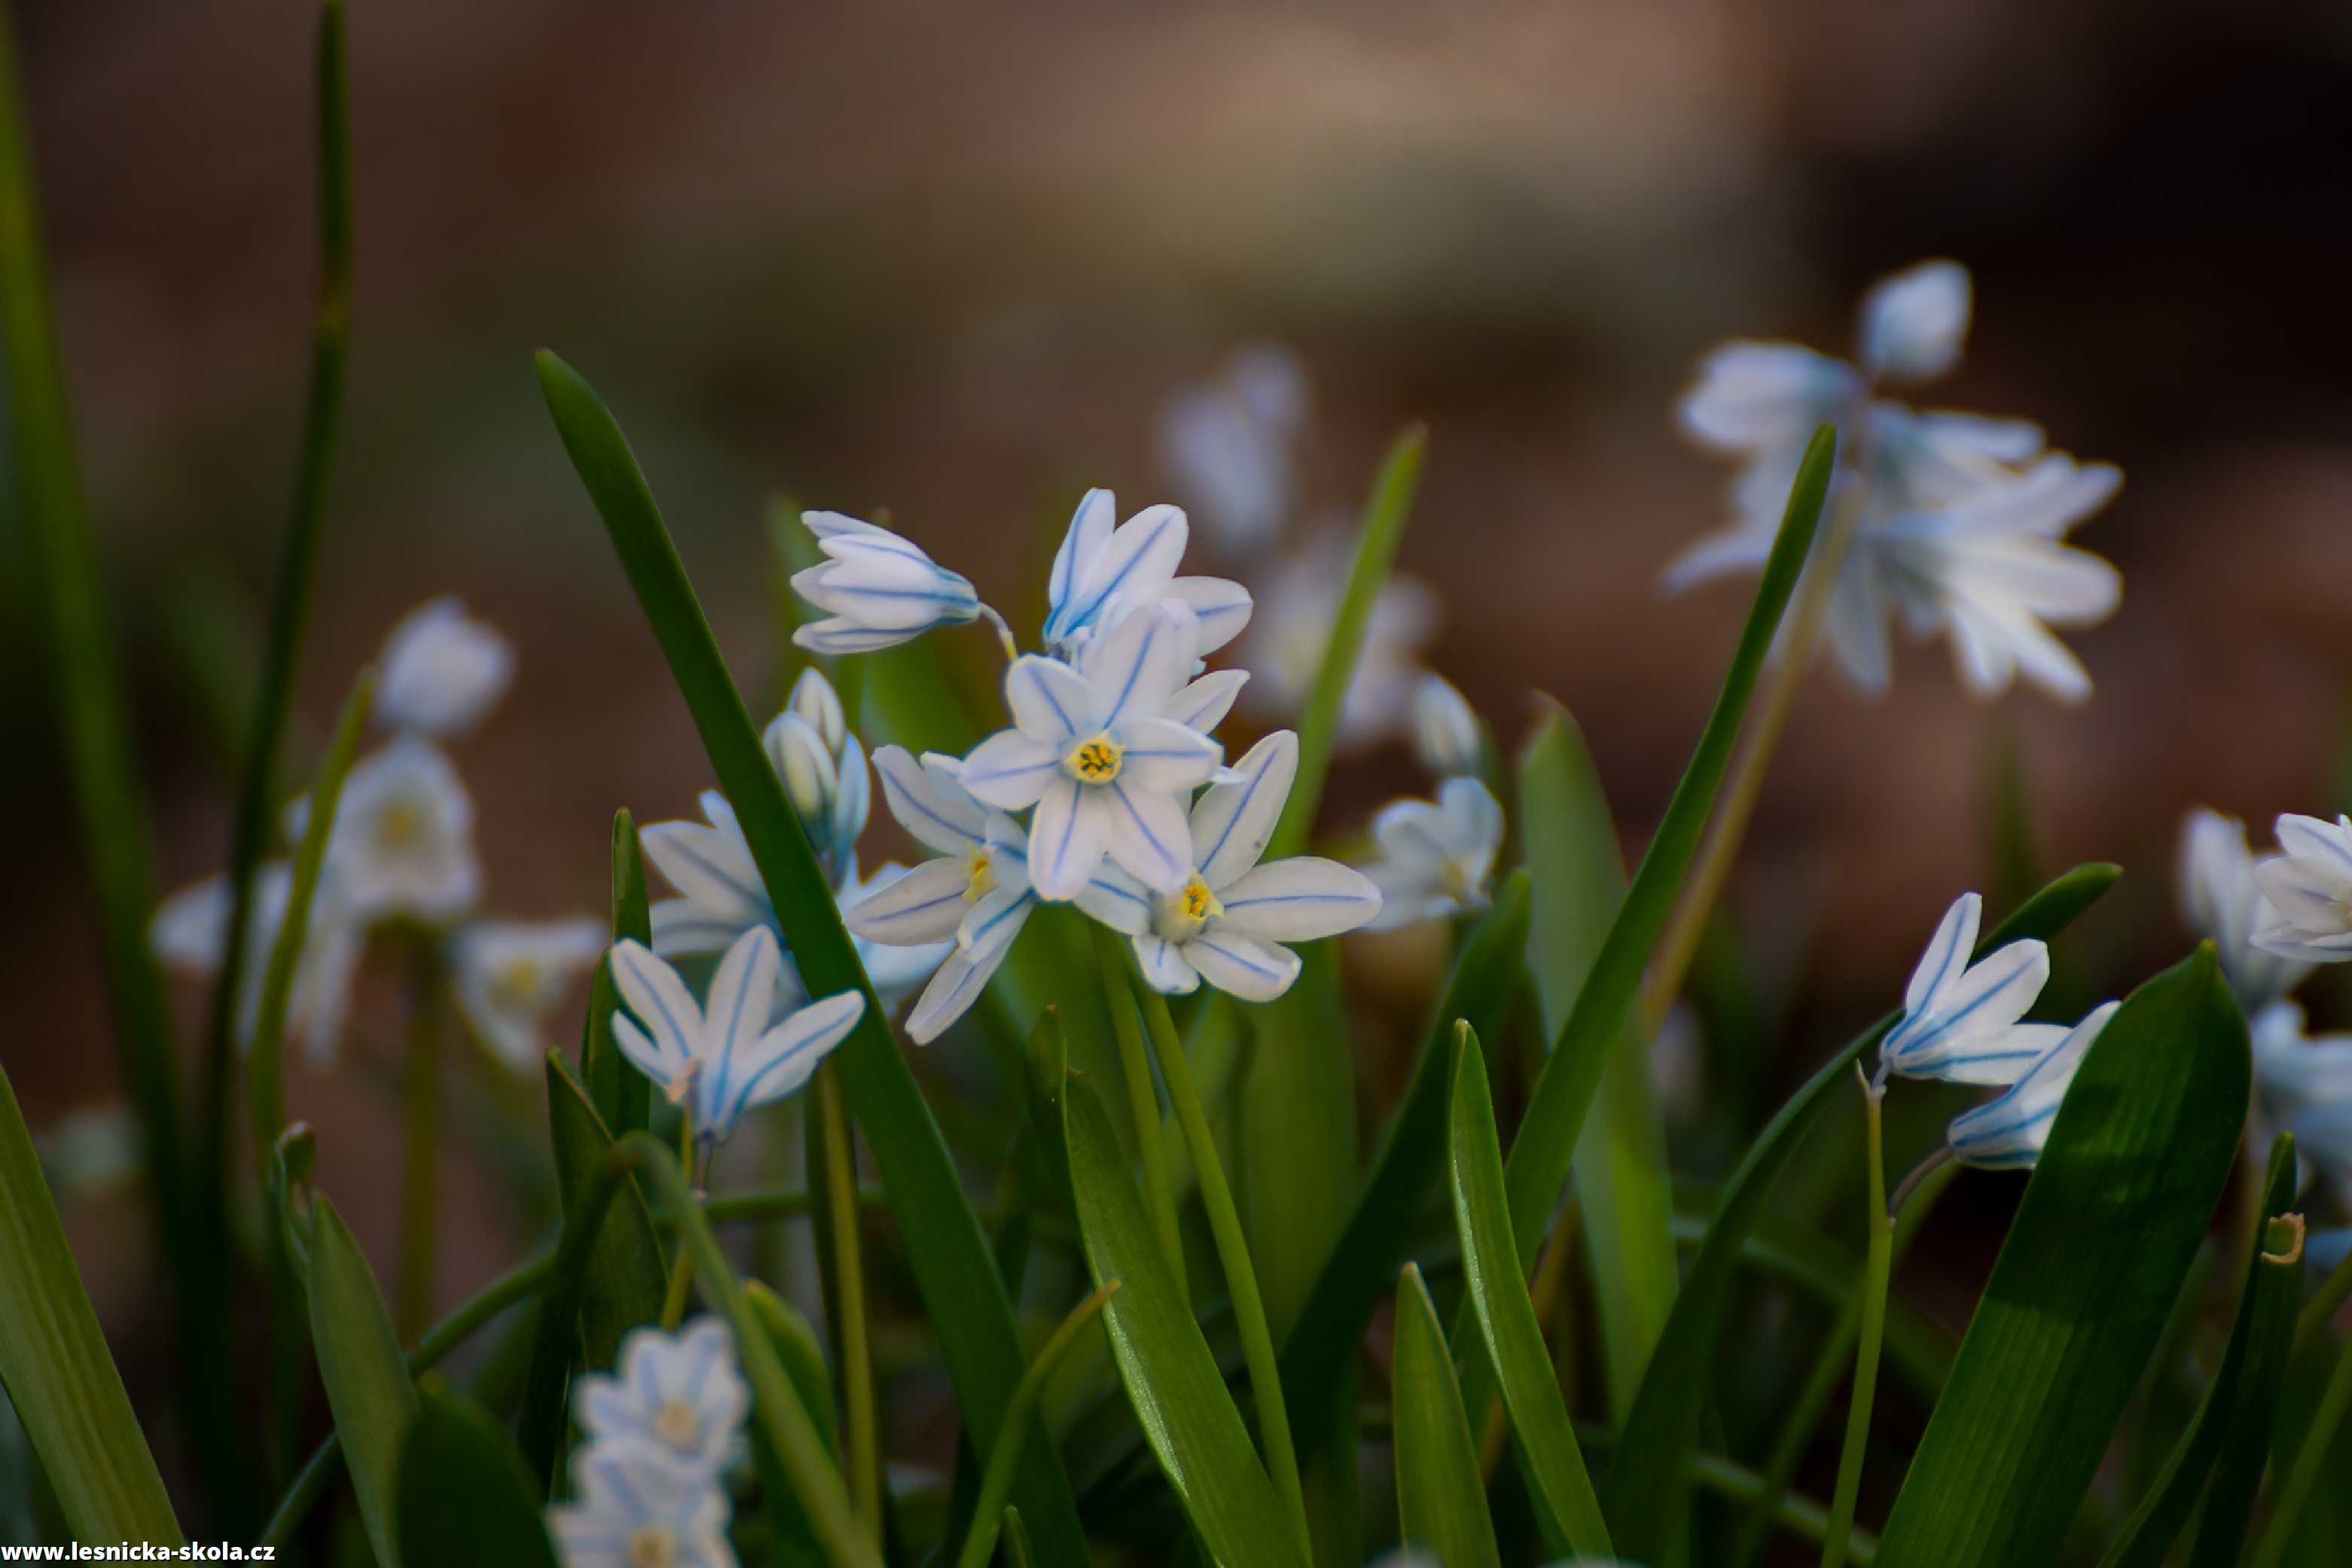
[374,596,513,738]
[960,606,1225,901]
[320,736,482,923]
[1081,731,1381,1001]
[550,1440,737,1568]
[1946,999,2121,1170]
[1359,777,1503,931]
[1237,529,1437,749]
[1041,488,1252,659]
[1158,343,1310,554]
[575,1317,749,1478]
[450,917,606,1069]
[152,862,363,1063]
[1877,892,2063,1085]
[791,511,981,654]
[608,927,863,1145]
[1410,673,1483,779]
[2252,813,2352,964]
[2180,809,2312,1010]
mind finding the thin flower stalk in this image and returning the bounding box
[1095,927,1188,1300]
[1822,1066,1893,1568]
[953,1280,1121,1568]
[812,1059,883,1540]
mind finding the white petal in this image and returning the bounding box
[640,816,768,928]
[1183,929,1302,1002]
[1902,892,1981,1016]
[831,731,871,853]
[2278,814,2352,884]
[1075,862,1152,936]
[907,944,1005,1045]
[609,940,704,1062]
[1027,778,1107,901]
[1132,935,1201,996]
[702,927,784,1059]
[1192,731,1298,888]
[649,898,747,958]
[1115,715,1223,792]
[795,618,921,654]
[1858,260,1970,383]
[375,598,513,737]
[1100,782,1193,896]
[790,545,977,632]
[956,886,1036,969]
[1677,343,1856,453]
[844,857,972,946]
[705,992,864,1134]
[1005,655,1100,743]
[1216,856,1383,941]
[1948,1001,2120,1169]
[610,1013,684,1097]
[871,745,987,856]
[1081,604,1196,726]
[1167,669,1249,732]
[959,731,1063,811]
[1048,488,1117,625]
[1161,576,1253,656]
[1049,504,1188,647]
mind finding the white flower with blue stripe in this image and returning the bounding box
[790,510,981,654]
[550,1435,737,1568]
[575,1318,749,1478]
[1947,1000,2121,1170]
[1082,731,1381,1001]
[1877,892,2063,1087]
[1358,777,1503,930]
[2180,808,2311,1010]
[2253,813,2352,965]
[608,926,862,1149]
[960,605,1226,901]
[1042,488,1252,660]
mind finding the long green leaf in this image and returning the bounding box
[1600,861,2122,1560]
[536,349,1086,1561]
[1061,1074,1307,1568]
[1518,703,1674,1421]
[0,1066,182,1545]
[1448,1027,1611,1555]
[308,1194,422,1567]
[396,1387,560,1568]
[1391,1261,1502,1568]
[956,1281,1119,1568]
[582,810,653,1136]
[545,1054,666,1371]
[1872,947,2250,1568]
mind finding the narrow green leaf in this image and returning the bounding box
[395,1387,560,1568]
[956,1281,1119,1568]
[537,349,1087,1561]
[544,1053,666,1372]
[1872,947,2250,1568]
[0,1065,182,1545]
[1061,1074,1307,1568]
[590,810,653,1137]
[1517,703,1674,1421]
[1448,1027,1611,1556]
[1600,862,2123,1560]
[1391,1262,1502,1568]
[746,1281,838,1455]
[308,1194,422,1567]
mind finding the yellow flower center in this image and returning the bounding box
[1065,734,1124,783]
[1180,877,1222,923]
[964,847,996,901]
[627,1524,678,1568]
[377,800,426,851]
[490,957,545,1011]
[1156,875,1222,941]
[653,1398,700,1450]
[1441,856,1475,901]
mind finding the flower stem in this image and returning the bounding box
[953,1281,1119,1568]
[978,603,1022,664]
[397,935,444,1340]
[1137,987,1313,1565]
[810,1060,883,1540]
[1822,1066,1892,1568]
[1094,927,1188,1300]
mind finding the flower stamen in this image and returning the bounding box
[1065,734,1124,783]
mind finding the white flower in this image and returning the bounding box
[761,673,868,885]
[450,917,606,1069]
[1947,1000,2122,1170]
[151,862,362,1063]
[374,597,513,737]
[608,926,863,1145]
[1857,259,1971,383]
[785,666,847,758]
[790,511,981,654]
[322,737,481,923]
[2253,813,2352,964]
[1678,341,1859,456]
[832,858,954,1011]
[2180,809,2311,1009]
[575,1318,749,1478]
[2247,1000,2352,1203]
[1411,673,1482,779]
[1877,892,2063,1085]
[1158,344,1309,554]
[960,606,1225,900]
[35,1105,142,1200]
[550,1441,736,1568]
[1237,529,1435,748]
[1082,731,1380,1000]
[1041,489,1252,659]
[1359,778,1502,930]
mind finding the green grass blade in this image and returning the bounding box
[544,1053,666,1371]
[606,810,654,1136]
[307,1194,422,1567]
[1518,704,1674,1422]
[1061,1073,1307,1568]
[395,1387,560,1568]
[1599,862,2122,1560]
[1871,947,2250,1568]
[1268,425,1425,859]
[956,1281,1119,1568]
[1447,1027,1611,1556]
[746,1280,839,1454]
[534,349,1087,1563]
[0,1065,182,1545]
[1391,1261,1502,1568]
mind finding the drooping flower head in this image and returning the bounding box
[2180,808,2311,1010]
[2252,813,2352,965]
[450,917,606,1069]
[1359,777,1503,930]
[1877,892,2062,1086]
[791,511,981,654]
[374,596,514,737]
[321,735,483,923]
[1042,489,1252,660]
[1158,343,1310,554]
[575,1318,749,1478]
[1947,1000,2122,1170]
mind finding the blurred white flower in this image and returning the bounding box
[1083,731,1380,1001]
[450,917,606,1069]
[1239,529,1437,749]
[2247,1000,2352,1204]
[1158,343,1310,554]
[1411,673,1484,779]
[761,670,868,885]
[961,606,1225,900]
[607,927,862,1145]
[1857,259,1971,383]
[550,1440,737,1568]
[1359,777,1503,930]
[575,1318,749,1478]
[785,665,847,758]
[374,597,513,738]
[2180,809,2311,1010]
[1947,1000,2122,1170]
[151,862,361,1063]
[1877,892,2062,1086]
[2253,813,2352,964]
[322,737,481,923]
[1041,488,1252,660]
[832,858,954,1012]
[791,511,981,654]
[35,1105,142,1201]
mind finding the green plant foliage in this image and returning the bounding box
[306,1194,421,1567]
[395,1388,560,1568]
[1391,1262,1502,1568]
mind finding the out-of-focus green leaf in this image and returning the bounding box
[544,1053,665,1371]
[395,1387,559,1568]
[746,1281,837,1455]
[538,349,1085,1561]
[1872,947,2249,1568]
[308,1194,421,1567]
[956,1281,1118,1568]
[1600,862,2123,1561]
[1448,1027,1610,1556]
[587,810,653,1138]
[1061,1074,1306,1568]
[0,1066,181,1546]
[1392,1261,1502,1568]
[1517,703,1674,1422]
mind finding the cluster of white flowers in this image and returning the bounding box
[1668,260,2124,703]
[549,1318,749,1568]
[151,598,602,1070]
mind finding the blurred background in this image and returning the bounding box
[5,0,2352,1532]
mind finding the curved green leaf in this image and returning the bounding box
[1061,1073,1307,1568]
[309,1194,421,1566]
[396,1387,560,1568]
[956,1281,1118,1568]
[545,1053,666,1372]
[1872,947,2250,1568]
[1392,1261,1501,1568]
[1448,1028,1610,1557]
[746,1281,838,1455]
